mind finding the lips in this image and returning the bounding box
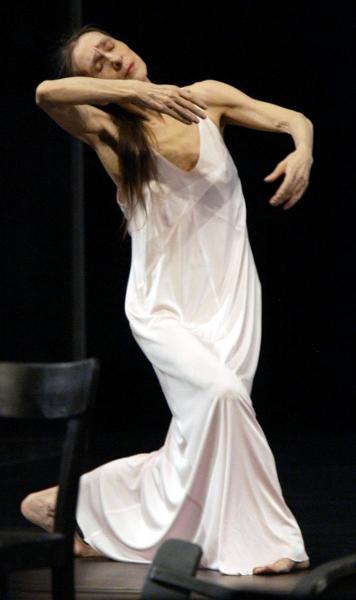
[126,62,134,77]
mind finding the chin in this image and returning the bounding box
[132,69,147,82]
[137,61,148,80]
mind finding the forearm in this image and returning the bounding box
[35,76,133,106]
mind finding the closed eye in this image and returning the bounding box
[93,37,118,74]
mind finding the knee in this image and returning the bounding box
[211,372,245,405]
[209,374,256,424]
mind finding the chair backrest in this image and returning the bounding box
[0,358,100,539]
[141,539,203,600]
[0,359,99,420]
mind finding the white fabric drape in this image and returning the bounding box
[76,116,309,575]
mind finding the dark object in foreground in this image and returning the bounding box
[0,358,100,600]
[141,538,356,599]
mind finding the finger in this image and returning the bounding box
[283,179,307,202]
[154,89,202,121]
[270,187,292,205]
[269,184,289,205]
[161,93,204,121]
[164,100,200,123]
[154,89,205,122]
[175,96,207,119]
[148,93,198,123]
[282,181,309,209]
[282,193,302,210]
[137,98,194,124]
[269,174,298,205]
[264,163,285,182]
[271,179,304,207]
[158,102,195,124]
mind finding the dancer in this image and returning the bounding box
[21,25,313,576]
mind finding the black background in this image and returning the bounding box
[1,1,354,468]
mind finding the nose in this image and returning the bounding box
[95,47,123,71]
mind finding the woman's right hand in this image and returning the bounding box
[119,81,208,124]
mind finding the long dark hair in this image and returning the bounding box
[54,24,158,238]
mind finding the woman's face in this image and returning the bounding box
[71,31,148,81]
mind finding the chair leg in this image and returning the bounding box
[0,573,8,600]
[52,558,75,600]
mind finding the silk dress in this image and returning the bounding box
[76,114,309,575]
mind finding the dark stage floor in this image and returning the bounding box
[8,558,311,599]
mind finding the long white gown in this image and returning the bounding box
[76,114,309,575]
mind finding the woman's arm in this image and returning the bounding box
[35,77,208,147]
[35,77,139,145]
[36,76,138,106]
[186,79,314,210]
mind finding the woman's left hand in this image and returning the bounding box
[264,148,314,210]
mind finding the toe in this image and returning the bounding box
[253,566,266,574]
[74,534,101,558]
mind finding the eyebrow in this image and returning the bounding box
[88,36,111,72]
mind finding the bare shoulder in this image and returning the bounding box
[182,79,240,107]
[182,79,250,132]
[183,79,251,113]
[182,80,231,132]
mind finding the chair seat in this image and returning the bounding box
[0,529,66,571]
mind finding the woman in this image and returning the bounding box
[21,25,314,576]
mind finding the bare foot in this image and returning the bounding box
[20,485,58,532]
[74,533,102,558]
[253,558,310,575]
[21,486,101,558]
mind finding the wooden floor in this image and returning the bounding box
[8,556,310,599]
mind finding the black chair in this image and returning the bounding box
[0,358,100,600]
[141,539,356,599]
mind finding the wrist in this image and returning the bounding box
[295,143,314,160]
[113,79,140,103]
[290,113,313,157]
[295,141,312,151]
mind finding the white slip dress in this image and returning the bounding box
[76,114,310,575]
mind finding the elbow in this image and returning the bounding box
[35,81,51,105]
[306,116,314,130]
[298,111,314,130]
